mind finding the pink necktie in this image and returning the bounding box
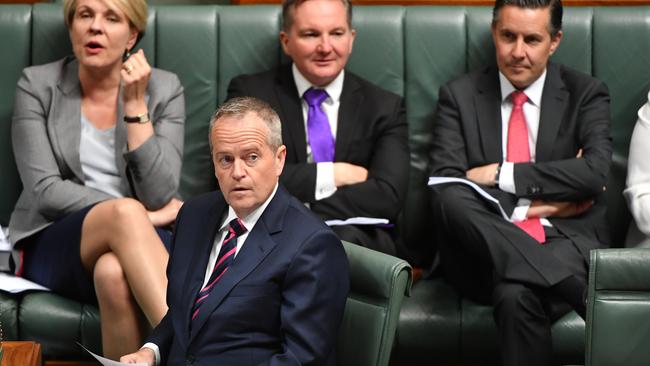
[507,91,546,244]
[191,218,247,322]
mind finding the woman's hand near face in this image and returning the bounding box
[121,49,155,151]
[121,49,151,115]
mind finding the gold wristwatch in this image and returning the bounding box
[124,113,150,124]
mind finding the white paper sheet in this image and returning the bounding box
[325,217,390,226]
[428,176,511,221]
[79,343,147,366]
[0,273,50,293]
[0,226,10,251]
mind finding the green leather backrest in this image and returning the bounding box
[217,6,282,102]
[586,248,650,366]
[156,6,220,196]
[0,4,648,257]
[348,7,406,96]
[594,8,650,246]
[0,5,30,227]
[340,241,411,366]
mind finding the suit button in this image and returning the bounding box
[186,354,195,365]
[527,185,542,194]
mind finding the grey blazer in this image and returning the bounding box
[9,56,185,245]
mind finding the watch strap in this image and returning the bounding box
[124,113,150,124]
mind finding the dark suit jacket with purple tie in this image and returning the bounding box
[226,63,409,255]
[147,185,349,366]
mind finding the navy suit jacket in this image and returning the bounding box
[147,186,349,366]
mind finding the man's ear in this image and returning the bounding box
[275,145,287,176]
[348,28,356,53]
[490,23,499,47]
[279,31,290,55]
[549,30,563,55]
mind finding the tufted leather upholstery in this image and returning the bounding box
[340,241,411,366]
[0,3,649,364]
[585,248,650,366]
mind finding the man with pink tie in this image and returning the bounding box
[428,0,612,365]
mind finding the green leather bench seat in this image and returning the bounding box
[0,4,649,364]
[395,279,585,365]
[586,248,650,366]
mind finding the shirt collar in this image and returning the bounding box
[292,63,344,104]
[220,183,279,233]
[498,68,547,107]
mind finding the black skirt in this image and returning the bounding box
[18,204,171,305]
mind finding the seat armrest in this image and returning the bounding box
[338,241,412,366]
[586,248,650,366]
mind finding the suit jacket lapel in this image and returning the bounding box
[54,58,84,180]
[536,63,568,162]
[188,187,288,342]
[475,68,503,163]
[275,65,307,163]
[336,72,362,160]
[177,199,228,342]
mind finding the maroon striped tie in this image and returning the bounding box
[191,218,247,322]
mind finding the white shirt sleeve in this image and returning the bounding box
[315,162,337,200]
[499,162,531,222]
[142,342,161,366]
[498,162,516,194]
[511,199,531,222]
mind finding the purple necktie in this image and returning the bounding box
[191,218,247,322]
[304,88,335,162]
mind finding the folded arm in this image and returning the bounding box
[123,71,185,210]
[228,74,409,221]
[512,80,612,202]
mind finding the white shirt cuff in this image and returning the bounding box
[315,162,337,200]
[142,343,160,366]
[498,162,516,193]
[511,198,531,222]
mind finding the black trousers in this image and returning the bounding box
[330,224,400,257]
[432,184,589,366]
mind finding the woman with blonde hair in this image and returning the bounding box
[9,0,184,358]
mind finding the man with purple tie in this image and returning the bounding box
[428,0,612,365]
[227,0,409,257]
[121,97,349,366]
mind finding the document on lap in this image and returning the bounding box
[428,176,510,221]
[0,273,50,293]
[78,343,147,366]
[325,217,391,226]
[0,226,9,251]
